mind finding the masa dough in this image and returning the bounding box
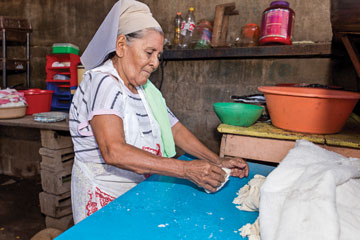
[233,174,266,239]
[233,174,266,211]
[205,168,231,194]
[239,217,260,240]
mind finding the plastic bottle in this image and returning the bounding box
[259,1,295,45]
[173,12,183,49]
[180,7,196,48]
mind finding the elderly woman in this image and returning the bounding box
[69,0,249,224]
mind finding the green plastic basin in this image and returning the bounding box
[213,102,264,127]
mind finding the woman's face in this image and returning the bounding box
[115,30,164,91]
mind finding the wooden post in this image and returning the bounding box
[211,3,239,47]
[341,34,360,78]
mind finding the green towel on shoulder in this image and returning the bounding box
[143,80,176,158]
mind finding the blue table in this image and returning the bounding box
[56,155,275,240]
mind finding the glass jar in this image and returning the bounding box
[240,23,260,47]
[194,20,213,49]
[260,1,295,45]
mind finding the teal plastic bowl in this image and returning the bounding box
[213,102,264,127]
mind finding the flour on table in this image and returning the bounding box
[233,174,266,211]
[239,217,260,240]
[158,223,169,228]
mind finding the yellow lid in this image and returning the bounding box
[189,7,194,11]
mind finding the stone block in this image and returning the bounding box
[39,191,72,218]
[40,130,73,150]
[40,167,72,195]
[45,214,74,231]
[39,147,74,172]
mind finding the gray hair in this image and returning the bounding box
[108,27,163,60]
[124,27,163,45]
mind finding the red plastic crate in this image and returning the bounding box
[46,54,80,89]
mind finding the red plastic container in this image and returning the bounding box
[19,89,54,115]
[46,53,81,89]
[260,1,295,45]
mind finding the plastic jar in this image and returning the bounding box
[259,1,295,45]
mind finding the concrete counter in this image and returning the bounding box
[0,115,70,177]
[0,115,69,131]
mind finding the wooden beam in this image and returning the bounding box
[341,34,360,78]
[220,134,360,163]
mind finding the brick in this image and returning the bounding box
[40,167,72,195]
[39,191,72,218]
[45,214,74,231]
[39,147,74,171]
[40,130,73,150]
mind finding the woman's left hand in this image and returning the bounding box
[220,157,249,178]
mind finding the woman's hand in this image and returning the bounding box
[183,160,227,193]
[220,157,249,178]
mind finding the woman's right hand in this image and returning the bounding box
[183,160,226,193]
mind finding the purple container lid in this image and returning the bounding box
[270,1,290,7]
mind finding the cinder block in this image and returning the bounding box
[45,214,74,231]
[40,130,73,150]
[39,191,72,218]
[39,147,74,171]
[40,167,72,195]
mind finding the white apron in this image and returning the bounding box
[71,66,164,224]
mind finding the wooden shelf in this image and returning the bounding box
[46,80,71,83]
[1,16,32,88]
[0,58,27,71]
[162,43,332,60]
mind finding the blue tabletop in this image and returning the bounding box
[56,155,275,240]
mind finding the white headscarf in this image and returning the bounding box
[81,0,162,70]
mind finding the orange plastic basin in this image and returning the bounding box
[258,86,360,134]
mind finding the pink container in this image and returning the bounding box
[260,1,295,45]
[19,89,54,115]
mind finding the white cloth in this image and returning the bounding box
[81,0,161,70]
[259,140,360,240]
[117,0,161,36]
[233,174,266,212]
